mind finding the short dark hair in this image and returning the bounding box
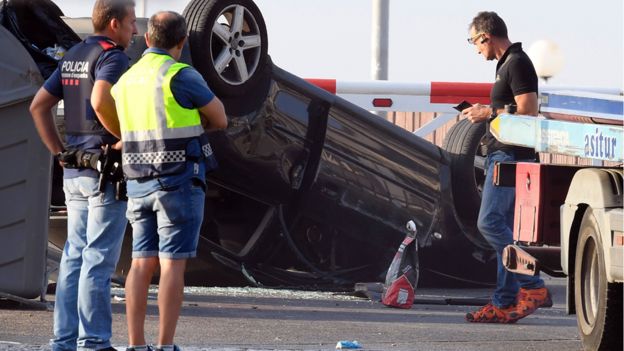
[469,11,508,39]
[92,0,135,32]
[147,11,188,50]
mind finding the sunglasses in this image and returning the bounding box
[467,33,485,45]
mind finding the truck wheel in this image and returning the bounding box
[574,209,623,351]
[441,118,489,249]
[183,0,269,97]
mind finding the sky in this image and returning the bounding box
[55,0,623,89]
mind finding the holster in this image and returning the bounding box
[98,145,126,201]
[115,180,127,201]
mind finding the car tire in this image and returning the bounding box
[574,208,623,351]
[441,118,489,249]
[183,0,269,97]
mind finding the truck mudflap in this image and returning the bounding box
[502,245,565,277]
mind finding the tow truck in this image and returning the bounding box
[308,81,623,351]
[491,91,623,351]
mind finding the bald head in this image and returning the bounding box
[147,11,187,50]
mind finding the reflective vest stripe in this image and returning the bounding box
[202,143,214,157]
[123,150,186,165]
[123,144,214,165]
[121,125,205,142]
[152,59,176,140]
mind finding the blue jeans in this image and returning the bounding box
[52,177,127,351]
[477,150,544,308]
[126,180,204,259]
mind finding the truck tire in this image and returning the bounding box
[183,0,269,97]
[441,118,489,249]
[574,208,623,351]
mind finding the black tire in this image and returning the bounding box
[574,208,623,351]
[183,0,269,97]
[441,119,489,249]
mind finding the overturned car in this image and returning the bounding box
[1,0,495,292]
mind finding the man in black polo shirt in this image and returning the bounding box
[461,11,551,323]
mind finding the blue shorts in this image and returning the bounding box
[126,180,205,259]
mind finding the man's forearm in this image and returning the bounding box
[199,98,228,131]
[92,80,122,138]
[31,109,64,155]
[30,88,64,155]
[94,101,122,138]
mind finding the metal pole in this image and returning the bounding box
[371,0,389,81]
[139,0,146,17]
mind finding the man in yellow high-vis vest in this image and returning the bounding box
[104,11,227,351]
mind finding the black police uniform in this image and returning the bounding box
[61,38,122,137]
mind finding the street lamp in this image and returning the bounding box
[527,39,564,83]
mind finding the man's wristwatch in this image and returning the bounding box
[488,108,497,122]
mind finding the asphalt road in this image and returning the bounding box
[0,277,583,351]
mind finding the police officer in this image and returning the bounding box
[105,11,226,351]
[29,1,137,350]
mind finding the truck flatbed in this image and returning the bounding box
[492,91,623,351]
[491,114,623,162]
[540,91,623,125]
[490,92,624,162]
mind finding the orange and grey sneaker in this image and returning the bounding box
[515,287,553,317]
[465,303,521,323]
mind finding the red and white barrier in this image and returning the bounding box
[305,79,491,113]
[304,78,623,137]
[305,78,622,113]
